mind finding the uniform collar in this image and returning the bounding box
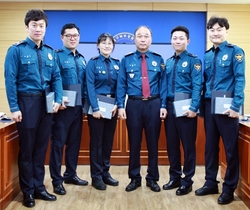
[62,46,81,57]
[99,53,110,62]
[135,50,150,58]
[212,40,227,52]
[26,37,43,49]
[173,50,188,60]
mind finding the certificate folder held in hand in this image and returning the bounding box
[214,97,243,115]
[173,92,191,117]
[62,90,77,107]
[88,95,116,119]
[46,92,55,113]
[63,84,82,106]
[211,90,232,114]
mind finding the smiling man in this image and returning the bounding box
[49,23,88,196]
[195,16,245,205]
[4,9,63,208]
[162,26,202,196]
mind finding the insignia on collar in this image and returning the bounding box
[194,63,201,71]
[235,54,243,62]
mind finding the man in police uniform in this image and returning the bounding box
[4,9,62,208]
[195,16,245,205]
[117,26,167,192]
[162,26,202,195]
[49,23,88,196]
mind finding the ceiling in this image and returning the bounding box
[1,0,250,3]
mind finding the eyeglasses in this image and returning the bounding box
[63,34,80,39]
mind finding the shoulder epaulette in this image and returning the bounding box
[13,40,26,46]
[43,43,53,50]
[55,49,63,53]
[205,48,213,53]
[187,53,197,58]
[125,52,134,57]
[111,57,119,61]
[91,56,99,60]
[227,43,235,47]
[151,51,161,56]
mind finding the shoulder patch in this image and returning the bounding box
[91,56,99,60]
[235,54,244,62]
[43,44,53,50]
[125,52,134,57]
[13,40,26,46]
[187,53,197,58]
[194,63,201,71]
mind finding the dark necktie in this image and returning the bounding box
[210,47,220,90]
[141,54,150,98]
[105,58,112,87]
[172,56,180,92]
[36,47,44,85]
[74,55,81,83]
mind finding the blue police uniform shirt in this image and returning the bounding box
[204,41,245,112]
[4,37,63,112]
[166,50,202,112]
[117,50,167,109]
[86,54,120,112]
[55,46,87,101]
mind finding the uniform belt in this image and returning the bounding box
[18,92,45,97]
[167,97,174,102]
[101,94,115,98]
[128,95,160,101]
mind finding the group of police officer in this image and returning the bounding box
[4,8,245,208]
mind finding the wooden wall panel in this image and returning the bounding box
[0,122,20,210]
[153,3,206,11]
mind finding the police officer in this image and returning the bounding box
[4,9,62,208]
[49,23,88,196]
[86,33,120,190]
[162,26,202,195]
[195,16,245,205]
[117,26,167,192]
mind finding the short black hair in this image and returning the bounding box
[24,9,48,27]
[206,16,230,30]
[134,25,152,36]
[60,23,80,36]
[171,26,190,39]
[97,33,115,53]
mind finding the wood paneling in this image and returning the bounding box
[45,116,206,165]
[0,122,20,210]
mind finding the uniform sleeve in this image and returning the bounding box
[116,57,127,109]
[51,51,63,104]
[159,57,167,109]
[231,47,245,112]
[190,57,203,112]
[86,59,99,111]
[4,46,20,112]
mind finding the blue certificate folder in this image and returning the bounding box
[62,90,77,107]
[211,90,233,114]
[173,92,191,117]
[63,84,82,106]
[87,95,116,119]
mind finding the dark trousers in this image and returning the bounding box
[49,106,82,185]
[88,113,117,181]
[17,95,52,195]
[126,98,161,182]
[164,101,197,187]
[204,99,239,194]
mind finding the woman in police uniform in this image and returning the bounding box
[86,33,120,190]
